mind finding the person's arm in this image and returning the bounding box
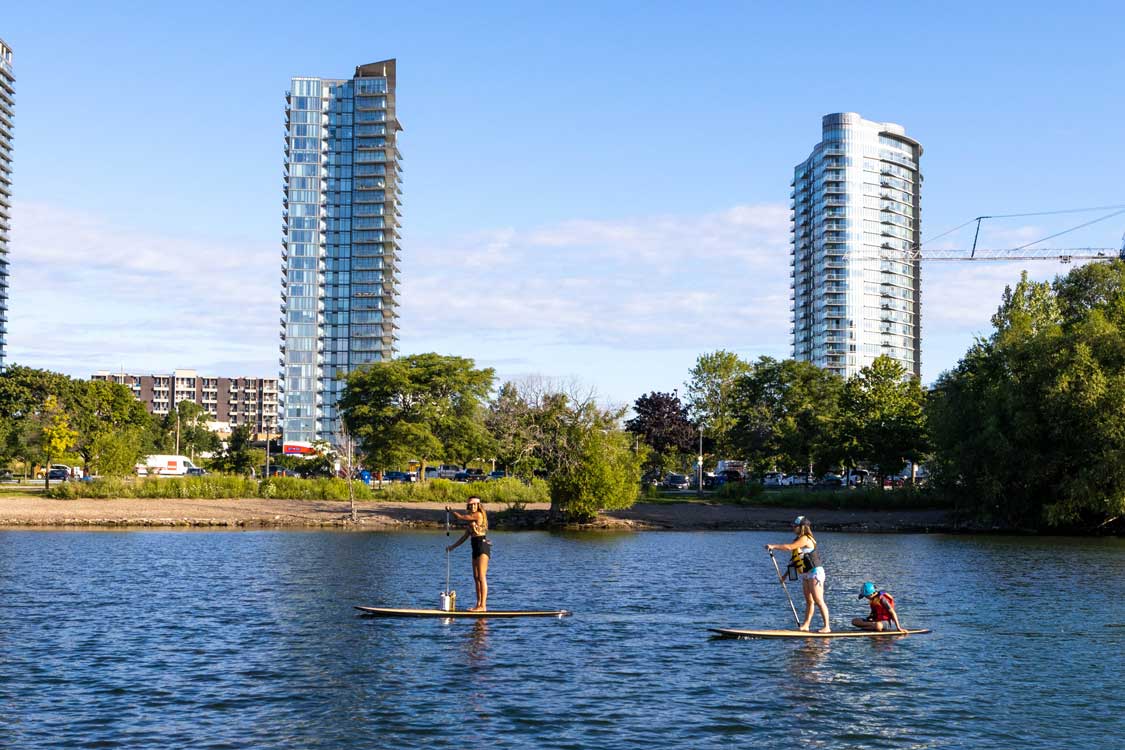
[447,529,470,552]
[765,535,810,552]
[885,599,904,632]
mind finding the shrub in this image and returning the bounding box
[375,477,548,507]
[45,474,550,505]
[715,480,765,505]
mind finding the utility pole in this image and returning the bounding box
[697,427,704,497]
[264,427,271,479]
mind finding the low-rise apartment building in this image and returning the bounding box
[91,369,279,439]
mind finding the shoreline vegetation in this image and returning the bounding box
[3,476,1112,534]
[0,494,955,533]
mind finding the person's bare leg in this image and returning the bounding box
[799,580,814,631]
[477,554,489,611]
[812,580,831,632]
[852,617,879,630]
[468,556,482,610]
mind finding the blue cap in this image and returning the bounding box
[858,582,877,599]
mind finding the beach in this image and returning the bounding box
[0,495,953,532]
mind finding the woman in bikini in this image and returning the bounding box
[446,496,491,611]
[766,515,830,632]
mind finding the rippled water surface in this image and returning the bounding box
[0,529,1121,748]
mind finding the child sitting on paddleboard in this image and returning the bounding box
[852,581,905,633]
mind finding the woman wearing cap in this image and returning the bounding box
[853,582,904,632]
[446,496,491,611]
[765,516,830,632]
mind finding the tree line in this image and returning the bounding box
[4,261,1123,530]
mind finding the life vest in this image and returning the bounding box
[868,591,895,621]
[788,544,822,574]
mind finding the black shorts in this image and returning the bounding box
[471,536,492,558]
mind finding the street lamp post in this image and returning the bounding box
[697,427,704,497]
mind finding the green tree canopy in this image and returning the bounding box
[838,356,927,480]
[340,353,495,476]
[683,350,750,457]
[728,357,844,476]
[928,261,1125,529]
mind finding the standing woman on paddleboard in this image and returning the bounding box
[446,496,491,611]
[766,516,830,632]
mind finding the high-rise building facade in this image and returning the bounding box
[281,59,402,445]
[790,112,922,379]
[0,39,13,368]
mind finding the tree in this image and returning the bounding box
[928,261,1125,530]
[839,356,927,482]
[216,425,257,475]
[683,350,750,457]
[728,357,844,477]
[624,391,696,474]
[486,381,540,476]
[548,428,644,521]
[156,401,218,457]
[40,395,77,490]
[340,353,495,479]
[71,379,155,474]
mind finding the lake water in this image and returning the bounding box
[0,529,1121,748]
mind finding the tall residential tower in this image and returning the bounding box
[790,112,922,379]
[0,39,13,368]
[280,59,402,445]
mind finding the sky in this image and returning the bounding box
[3,1,1124,406]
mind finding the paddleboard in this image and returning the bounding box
[356,606,571,619]
[710,628,930,639]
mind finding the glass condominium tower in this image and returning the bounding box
[790,112,922,379]
[0,39,12,368]
[280,59,402,445]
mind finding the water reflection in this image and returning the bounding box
[464,619,489,666]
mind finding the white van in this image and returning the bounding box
[136,455,200,477]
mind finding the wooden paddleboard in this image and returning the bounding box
[356,606,571,619]
[710,628,930,639]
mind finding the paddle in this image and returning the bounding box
[768,549,802,627]
[444,508,452,598]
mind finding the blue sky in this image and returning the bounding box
[5,1,1124,404]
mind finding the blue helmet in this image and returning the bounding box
[858,581,877,599]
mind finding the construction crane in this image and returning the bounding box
[870,205,1125,264]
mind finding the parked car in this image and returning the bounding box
[186,467,208,476]
[817,473,844,489]
[487,470,507,481]
[662,473,691,490]
[436,464,461,480]
[453,470,471,482]
[783,474,810,486]
[47,468,69,482]
[763,471,784,487]
[424,466,440,480]
[383,471,414,483]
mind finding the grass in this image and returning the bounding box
[637,482,949,511]
[42,475,549,506]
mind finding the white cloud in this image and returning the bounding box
[7,201,279,377]
[7,199,1090,392]
[400,203,794,352]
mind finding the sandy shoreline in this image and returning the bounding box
[0,496,954,532]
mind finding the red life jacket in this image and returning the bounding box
[869,591,895,621]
